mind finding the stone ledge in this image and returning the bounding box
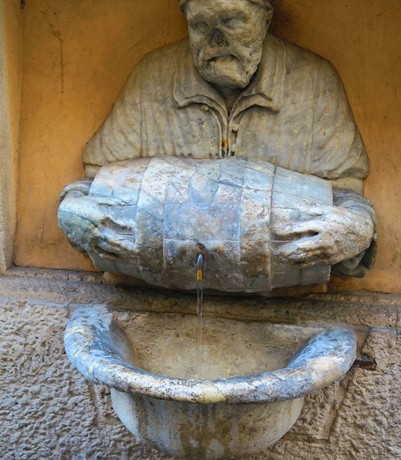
[1,281,400,459]
[1,266,400,329]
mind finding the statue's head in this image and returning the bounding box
[179,0,273,90]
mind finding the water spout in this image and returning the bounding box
[196,245,205,378]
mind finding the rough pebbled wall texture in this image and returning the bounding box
[0,300,168,460]
[1,271,400,459]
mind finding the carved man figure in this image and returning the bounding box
[62,0,376,281]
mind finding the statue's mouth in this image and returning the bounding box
[207,54,238,65]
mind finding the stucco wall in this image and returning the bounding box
[12,0,401,294]
[1,271,400,459]
[0,0,22,272]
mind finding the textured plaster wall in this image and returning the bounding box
[0,0,22,272]
[1,271,400,459]
[12,0,401,294]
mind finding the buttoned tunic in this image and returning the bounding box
[83,33,369,189]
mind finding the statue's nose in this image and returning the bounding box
[210,29,227,47]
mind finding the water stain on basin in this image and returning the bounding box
[122,313,314,380]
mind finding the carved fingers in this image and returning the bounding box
[58,192,137,259]
[272,204,374,267]
[92,226,137,259]
[59,178,93,202]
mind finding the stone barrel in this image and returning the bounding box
[58,156,333,292]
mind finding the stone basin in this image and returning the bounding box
[64,306,356,460]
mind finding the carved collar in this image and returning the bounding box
[173,33,287,117]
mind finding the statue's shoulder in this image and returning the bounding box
[134,38,189,75]
[279,35,340,81]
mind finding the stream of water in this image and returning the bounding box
[196,252,204,377]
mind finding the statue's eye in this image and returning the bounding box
[221,16,244,28]
[222,17,235,26]
[189,21,209,33]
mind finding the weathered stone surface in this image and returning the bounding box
[58,0,376,289]
[1,273,400,459]
[65,306,356,400]
[59,156,334,293]
[1,267,400,328]
[63,305,357,459]
[260,328,401,459]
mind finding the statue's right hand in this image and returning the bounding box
[59,178,93,202]
[58,192,137,259]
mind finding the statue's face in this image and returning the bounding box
[185,0,269,89]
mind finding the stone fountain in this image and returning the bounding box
[64,306,355,460]
[58,1,376,458]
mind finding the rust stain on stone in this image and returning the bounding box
[353,354,377,370]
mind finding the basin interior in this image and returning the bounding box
[114,311,323,379]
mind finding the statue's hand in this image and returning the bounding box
[58,192,137,259]
[59,178,93,202]
[272,205,374,268]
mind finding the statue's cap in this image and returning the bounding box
[178,0,274,11]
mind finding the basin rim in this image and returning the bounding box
[64,306,356,405]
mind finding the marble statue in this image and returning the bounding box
[58,0,376,292]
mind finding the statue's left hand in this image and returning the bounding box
[272,204,375,268]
